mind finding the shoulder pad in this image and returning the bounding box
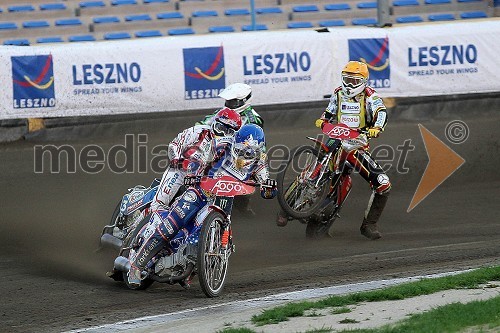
[334,86,342,94]
[364,87,376,96]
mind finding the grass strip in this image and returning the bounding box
[251,266,500,326]
[339,295,500,333]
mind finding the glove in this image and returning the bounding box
[260,179,277,199]
[367,127,382,138]
[169,158,185,169]
[183,176,202,187]
[315,119,325,128]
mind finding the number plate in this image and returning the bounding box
[214,196,234,215]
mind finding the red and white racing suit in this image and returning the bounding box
[152,124,216,211]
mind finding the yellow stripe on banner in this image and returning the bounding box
[28,118,45,132]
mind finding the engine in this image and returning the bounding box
[154,243,197,277]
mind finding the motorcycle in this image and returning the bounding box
[103,175,257,298]
[276,123,368,239]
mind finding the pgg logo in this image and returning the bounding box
[183,45,225,100]
[348,37,391,89]
[12,54,56,109]
[213,180,243,194]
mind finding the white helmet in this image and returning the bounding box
[218,83,252,112]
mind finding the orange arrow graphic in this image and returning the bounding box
[407,124,465,212]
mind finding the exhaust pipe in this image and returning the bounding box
[114,256,131,273]
[151,262,195,284]
[100,233,123,250]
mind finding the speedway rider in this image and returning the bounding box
[276,61,391,240]
[128,124,277,286]
[151,108,242,212]
[197,83,264,128]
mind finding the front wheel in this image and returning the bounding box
[197,211,230,298]
[277,145,330,219]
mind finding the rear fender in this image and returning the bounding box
[120,186,158,215]
[306,137,328,153]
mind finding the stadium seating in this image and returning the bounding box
[0,0,495,43]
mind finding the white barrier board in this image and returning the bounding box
[0,20,499,119]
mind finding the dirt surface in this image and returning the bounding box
[0,99,499,333]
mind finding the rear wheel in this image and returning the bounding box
[197,211,230,298]
[277,145,330,219]
[122,215,154,290]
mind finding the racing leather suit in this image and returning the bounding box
[151,124,216,212]
[323,86,391,239]
[128,138,274,285]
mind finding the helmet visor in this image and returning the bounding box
[224,98,245,110]
[233,143,258,161]
[342,74,365,88]
[213,121,237,137]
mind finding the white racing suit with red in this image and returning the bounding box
[151,124,217,213]
[128,139,275,285]
[325,86,391,239]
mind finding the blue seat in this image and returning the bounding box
[494,0,500,6]
[357,2,378,9]
[55,19,83,26]
[458,0,482,2]
[352,17,377,25]
[104,32,132,40]
[144,0,168,3]
[256,7,282,14]
[287,21,314,29]
[324,4,351,11]
[396,15,424,23]
[93,16,120,24]
[0,22,18,30]
[40,3,67,11]
[135,30,162,37]
[460,11,488,19]
[242,24,268,31]
[79,1,105,8]
[318,19,346,27]
[125,14,152,21]
[425,0,450,4]
[292,5,319,12]
[37,37,64,43]
[112,0,137,5]
[168,27,195,35]
[192,10,218,17]
[23,21,50,29]
[9,5,35,12]
[225,9,250,16]
[428,13,455,20]
[157,12,183,19]
[4,39,30,46]
[393,0,419,6]
[209,25,235,33]
[69,35,96,42]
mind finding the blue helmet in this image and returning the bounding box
[233,124,265,168]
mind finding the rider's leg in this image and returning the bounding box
[347,150,391,240]
[128,187,205,286]
[151,167,187,212]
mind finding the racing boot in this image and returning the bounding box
[360,191,389,240]
[276,209,290,227]
[128,211,179,287]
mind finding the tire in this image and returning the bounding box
[122,214,154,290]
[277,145,330,219]
[197,211,230,298]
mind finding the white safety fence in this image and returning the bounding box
[0,20,499,119]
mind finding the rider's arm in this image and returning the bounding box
[316,90,339,128]
[167,126,204,161]
[366,91,388,130]
[252,152,277,199]
[241,107,264,128]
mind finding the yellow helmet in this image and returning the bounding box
[341,61,369,97]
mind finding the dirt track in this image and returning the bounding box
[0,99,499,333]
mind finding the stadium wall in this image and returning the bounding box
[0,19,499,120]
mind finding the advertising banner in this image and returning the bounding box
[0,20,499,119]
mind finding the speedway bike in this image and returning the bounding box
[277,123,368,239]
[103,175,259,297]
